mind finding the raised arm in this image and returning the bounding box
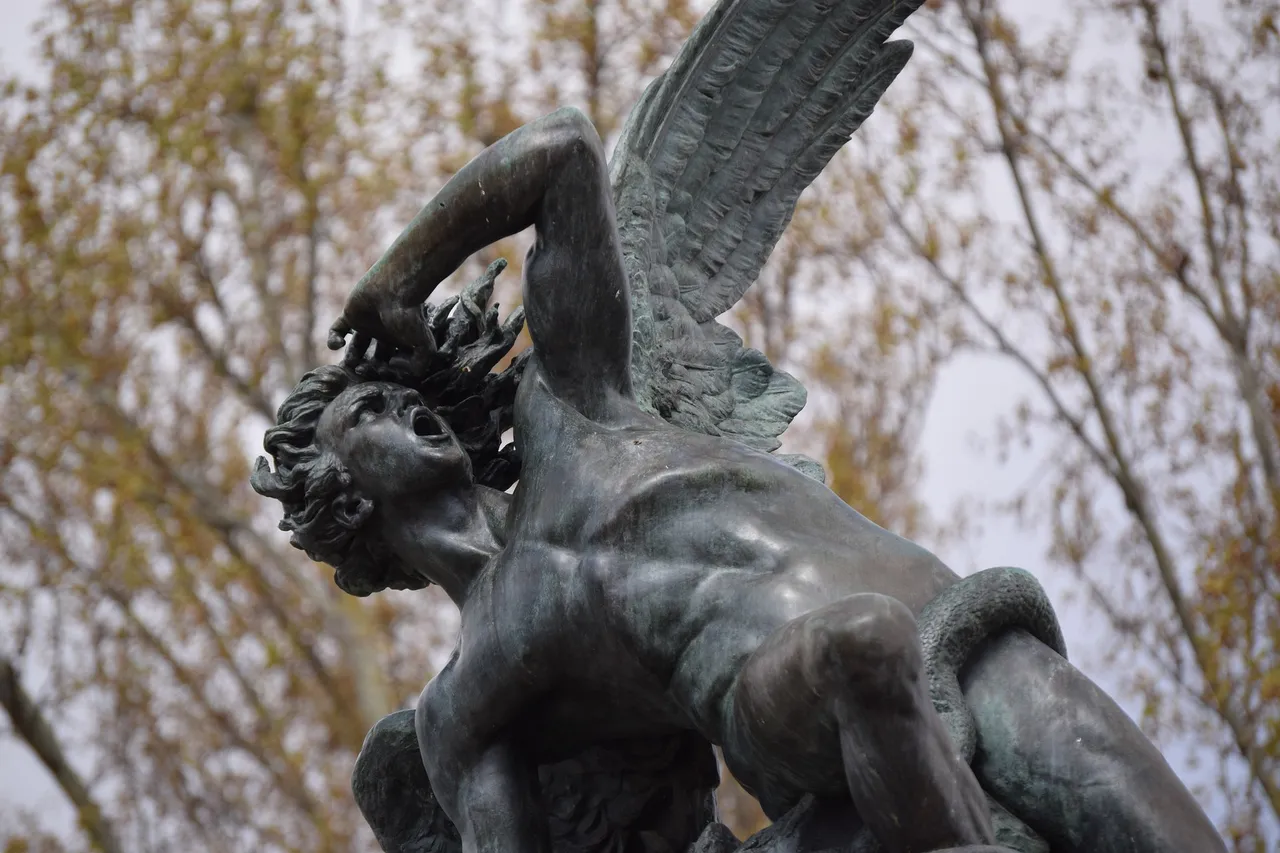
[331,107,632,408]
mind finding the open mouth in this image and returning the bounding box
[410,407,446,439]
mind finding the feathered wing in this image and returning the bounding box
[610,0,923,480]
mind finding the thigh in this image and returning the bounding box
[962,630,1226,853]
[722,621,846,817]
[721,594,919,814]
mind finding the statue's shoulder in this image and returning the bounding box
[512,359,580,455]
[515,355,651,442]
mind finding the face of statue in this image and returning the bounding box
[317,381,472,502]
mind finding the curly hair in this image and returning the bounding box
[251,260,528,596]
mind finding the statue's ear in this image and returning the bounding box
[334,494,375,529]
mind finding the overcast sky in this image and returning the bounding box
[0,0,1203,842]
[1,0,78,838]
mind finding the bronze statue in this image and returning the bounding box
[252,1,1228,851]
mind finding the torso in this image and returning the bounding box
[451,362,957,758]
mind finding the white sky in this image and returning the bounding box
[0,0,1224,843]
[0,1,82,838]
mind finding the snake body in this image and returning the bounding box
[918,566,1068,765]
[915,566,1069,853]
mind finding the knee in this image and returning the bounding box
[802,594,923,701]
[363,708,419,754]
[352,709,430,831]
[356,709,421,787]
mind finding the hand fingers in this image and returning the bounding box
[385,303,438,356]
[329,302,436,366]
[327,316,352,351]
[408,346,433,377]
[342,332,373,366]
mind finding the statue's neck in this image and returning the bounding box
[380,486,509,607]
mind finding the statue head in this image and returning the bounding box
[251,261,526,596]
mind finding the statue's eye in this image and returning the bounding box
[356,396,385,421]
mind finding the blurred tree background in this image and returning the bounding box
[0,0,1275,851]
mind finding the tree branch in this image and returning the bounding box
[879,191,1121,481]
[962,0,1280,813]
[975,53,1280,517]
[89,387,391,740]
[0,656,126,853]
[1137,0,1235,324]
[1138,0,1279,502]
[302,210,322,373]
[167,241,279,423]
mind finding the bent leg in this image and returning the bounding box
[353,709,458,853]
[724,593,993,853]
[963,630,1227,853]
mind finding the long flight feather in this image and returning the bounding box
[608,0,924,476]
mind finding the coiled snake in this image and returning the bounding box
[915,567,1069,853]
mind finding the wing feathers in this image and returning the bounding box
[677,34,916,318]
[698,41,913,317]
[667,0,868,225]
[610,0,922,478]
[652,1,804,193]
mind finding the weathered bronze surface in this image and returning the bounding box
[252,1,1228,850]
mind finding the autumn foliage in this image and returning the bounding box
[0,0,1275,850]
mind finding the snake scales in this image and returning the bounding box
[915,567,1069,853]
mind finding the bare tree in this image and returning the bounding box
[0,0,443,848]
[854,0,1278,846]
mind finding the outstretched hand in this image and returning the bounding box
[327,282,438,367]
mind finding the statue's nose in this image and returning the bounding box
[392,389,421,416]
